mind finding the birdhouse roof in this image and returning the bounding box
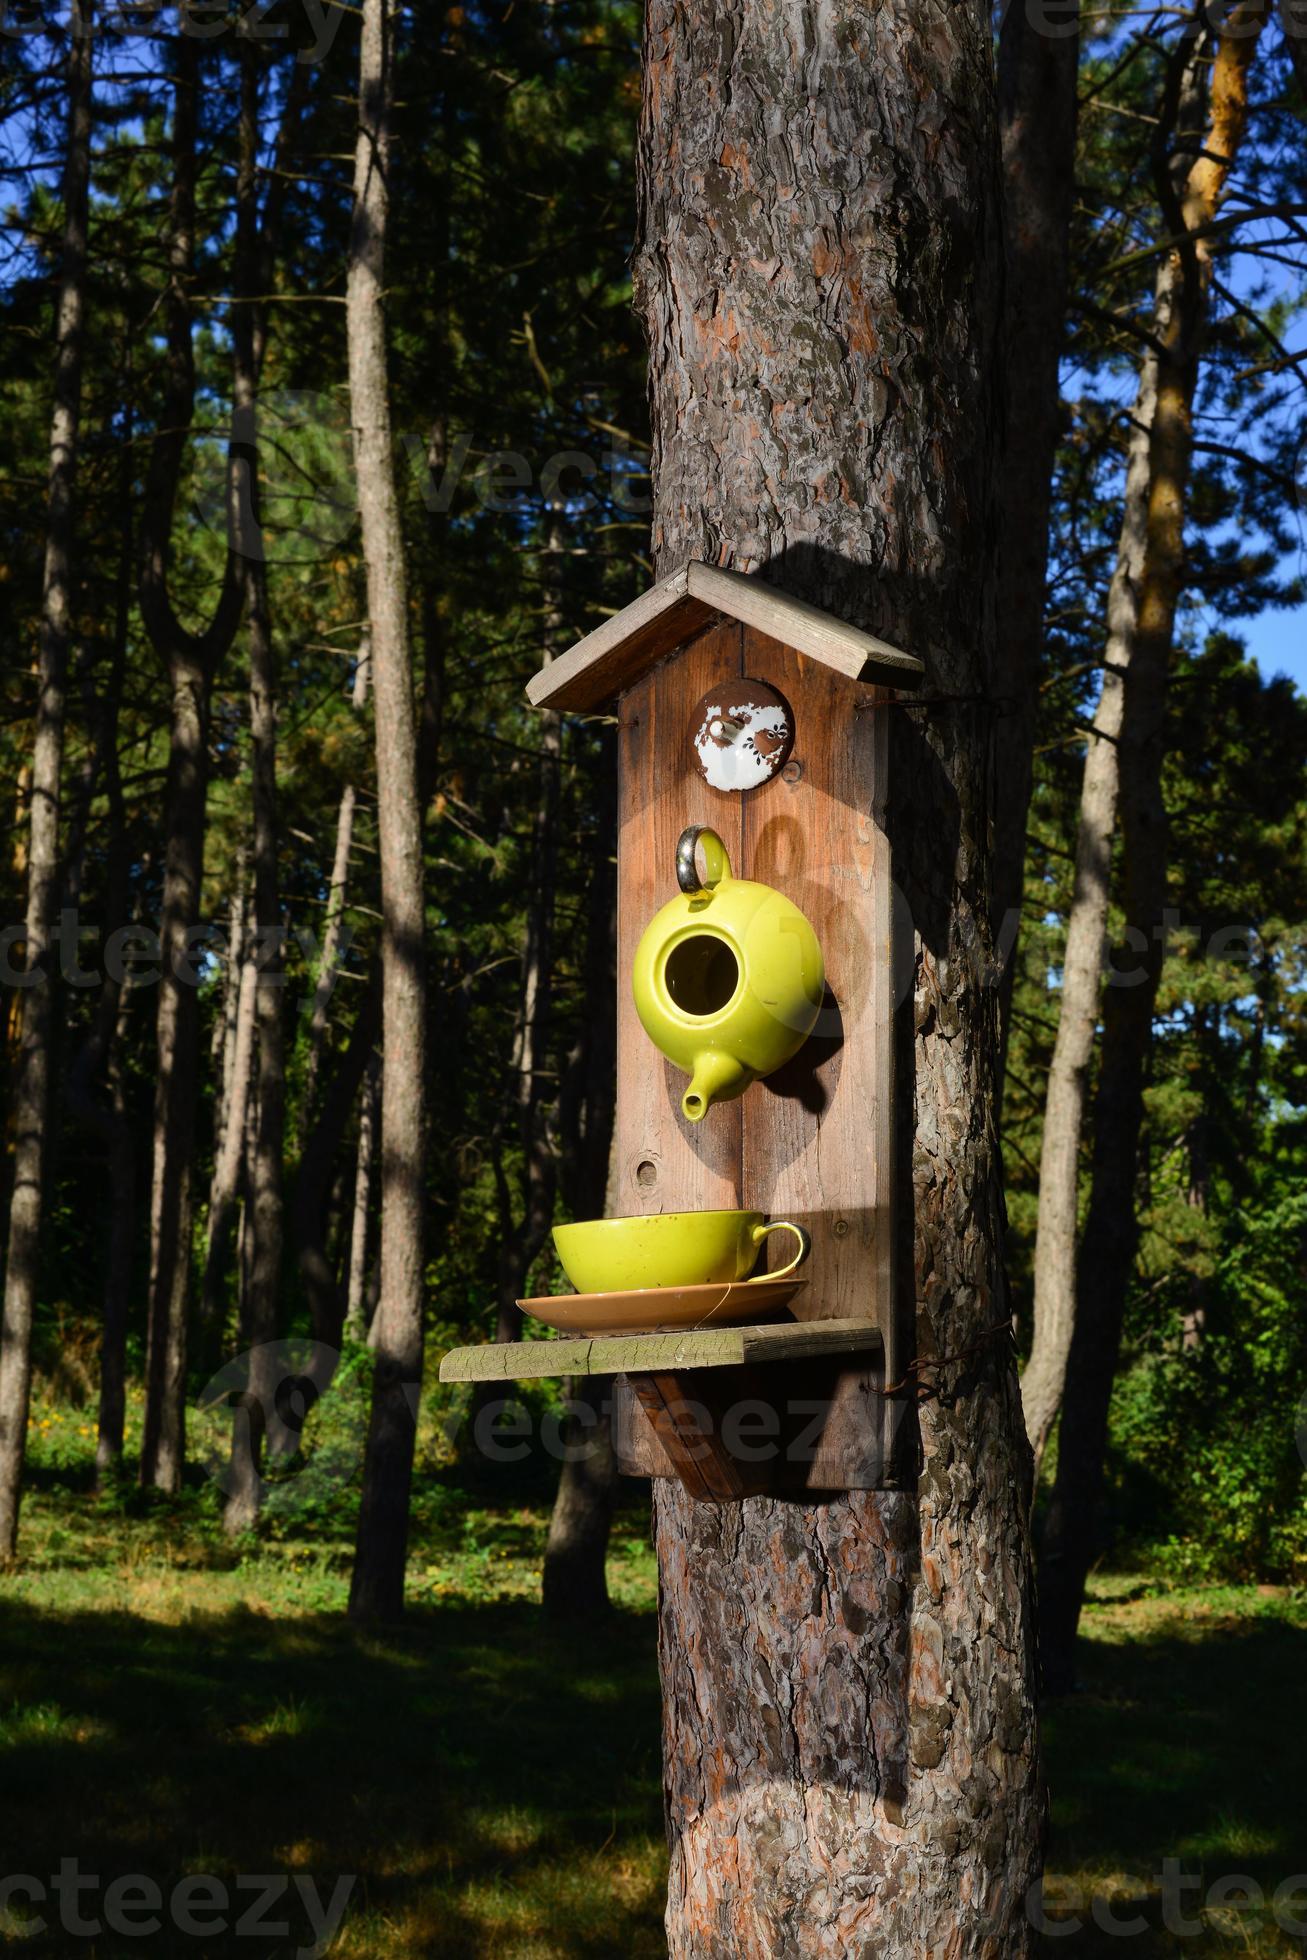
[525,560,924,713]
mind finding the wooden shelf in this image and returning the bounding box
[438,1317,883,1385]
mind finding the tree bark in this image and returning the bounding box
[635,4,1042,1949]
[92,984,136,1480]
[543,741,618,1620]
[1020,25,1223,1478]
[138,32,246,1492]
[137,34,304,1490]
[1039,1,1269,1692]
[1020,350,1162,1477]
[347,0,428,1623]
[489,505,565,1346]
[992,0,1081,1073]
[199,946,257,1337]
[299,784,356,1140]
[72,462,137,1483]
[0,8,93,1561]
[225,38,288,1535]
[211,862,249,1151]
[295,972,381,1349]
[345,1051,380,1340]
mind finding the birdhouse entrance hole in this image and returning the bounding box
[663,934,739,1018]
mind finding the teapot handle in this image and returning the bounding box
[676,825,732,895]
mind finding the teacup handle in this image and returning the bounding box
[676,824,731,894]
[747,1220,809,1281]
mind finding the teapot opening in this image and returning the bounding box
[664,933,739,1017]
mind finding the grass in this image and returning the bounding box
[1039,1575,1307,1956]
[2,1463,1305,1956]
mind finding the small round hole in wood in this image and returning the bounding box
[635,1159,658,1189]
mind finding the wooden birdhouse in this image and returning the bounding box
[441,561,924,1500]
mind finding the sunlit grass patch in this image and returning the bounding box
[3,1469,1304,1959]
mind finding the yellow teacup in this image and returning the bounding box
[552,1209,808,1295]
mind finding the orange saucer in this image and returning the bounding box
[518,1277,806,1338]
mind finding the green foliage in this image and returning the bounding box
[1110,1191,1307,1583]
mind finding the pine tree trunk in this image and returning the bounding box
[300,784,356,1136]
[140,650,213,1490]
[137,34,302,1489]
[1020,344,1161,1477]
[541,1374,617,1620]
[222,39,288,1537]
[991,0,1080,1071]
[1039,2,1269,1691]
[0,10,93,1560]
[93,984,136,1481]
[138,33,245,1491]
[489,504,566,1347]
[345,1053,380,1339]
[69,476,137,1483]
[635,4,1042,1947]
[200,947,257,1337]
[347,0,428,1622]
[1020,24,1225,1477]
[543,743,618,1619]
[295,973,381,1349]
[211,863,249,1150]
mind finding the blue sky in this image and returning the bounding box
[1245,590,1306,692]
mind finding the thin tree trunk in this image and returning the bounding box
[992,0,1081,1074]
[347,0,428,1623]
[94,982,136,1479]
[137,34,303,1489]
[1020,32,1221,1478]
[299,641,368,1144]
[543,741,618,1620]
[223,38,288,1537]
[82,493,136,1481]
[635,3,1041,1947]
[0,9,93,1561]
[295,973,381,1349]
[212,859,248,1138]
[1020,351,1161,1477]
[138,32,245,1492]
[1039,1,1269,1692]
[345,1052,380,1339]
[200,948,257,1333]
[490,505,565,1343]
[300,785,356,1139]
[540,1373,616,1619]
[65,640,138,1483]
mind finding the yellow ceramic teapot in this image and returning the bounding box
[632,825,825,1122]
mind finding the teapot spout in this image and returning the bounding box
[682,1050,751,1123]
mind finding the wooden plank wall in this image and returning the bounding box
[611,620,906,1490]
